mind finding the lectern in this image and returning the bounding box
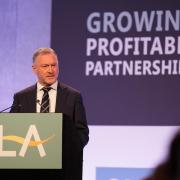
[0,113,83,180]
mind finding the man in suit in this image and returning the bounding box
[10,47,89,180]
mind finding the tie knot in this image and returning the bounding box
[41,87,51,92]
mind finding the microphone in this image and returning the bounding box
[36,99,41,106]
[36,99,48,112]
[36,99,43,109]
[0,104,22,113]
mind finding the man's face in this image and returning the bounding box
[32,53,59,86]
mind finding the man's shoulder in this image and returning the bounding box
[59,82,81,95]
[15,84,36,96]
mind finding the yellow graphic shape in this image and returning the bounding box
[1,134,55,147]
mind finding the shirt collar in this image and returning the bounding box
[37,81,58,91]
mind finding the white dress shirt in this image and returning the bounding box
[36,81,58,113]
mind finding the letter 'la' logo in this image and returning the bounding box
[0,125,55,158]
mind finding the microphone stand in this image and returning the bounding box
[0,104,22,113]
[0,106,13,113]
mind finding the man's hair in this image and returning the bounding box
[32,47,58,63]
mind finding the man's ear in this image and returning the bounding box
[32,65,36,74]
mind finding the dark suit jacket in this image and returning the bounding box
[10,82,89,180]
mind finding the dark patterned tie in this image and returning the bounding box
[40,87,51,113]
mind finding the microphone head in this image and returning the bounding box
[36,99,40,103]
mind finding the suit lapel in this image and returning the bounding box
[27,84,37,113]
[55,83,65,113]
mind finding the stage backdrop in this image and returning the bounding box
[51,0,180,126]
[0,0,51,110]
[51,0,180,179]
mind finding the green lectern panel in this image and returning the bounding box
[0,113,62,169]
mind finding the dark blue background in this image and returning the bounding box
[51,0,180,125]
